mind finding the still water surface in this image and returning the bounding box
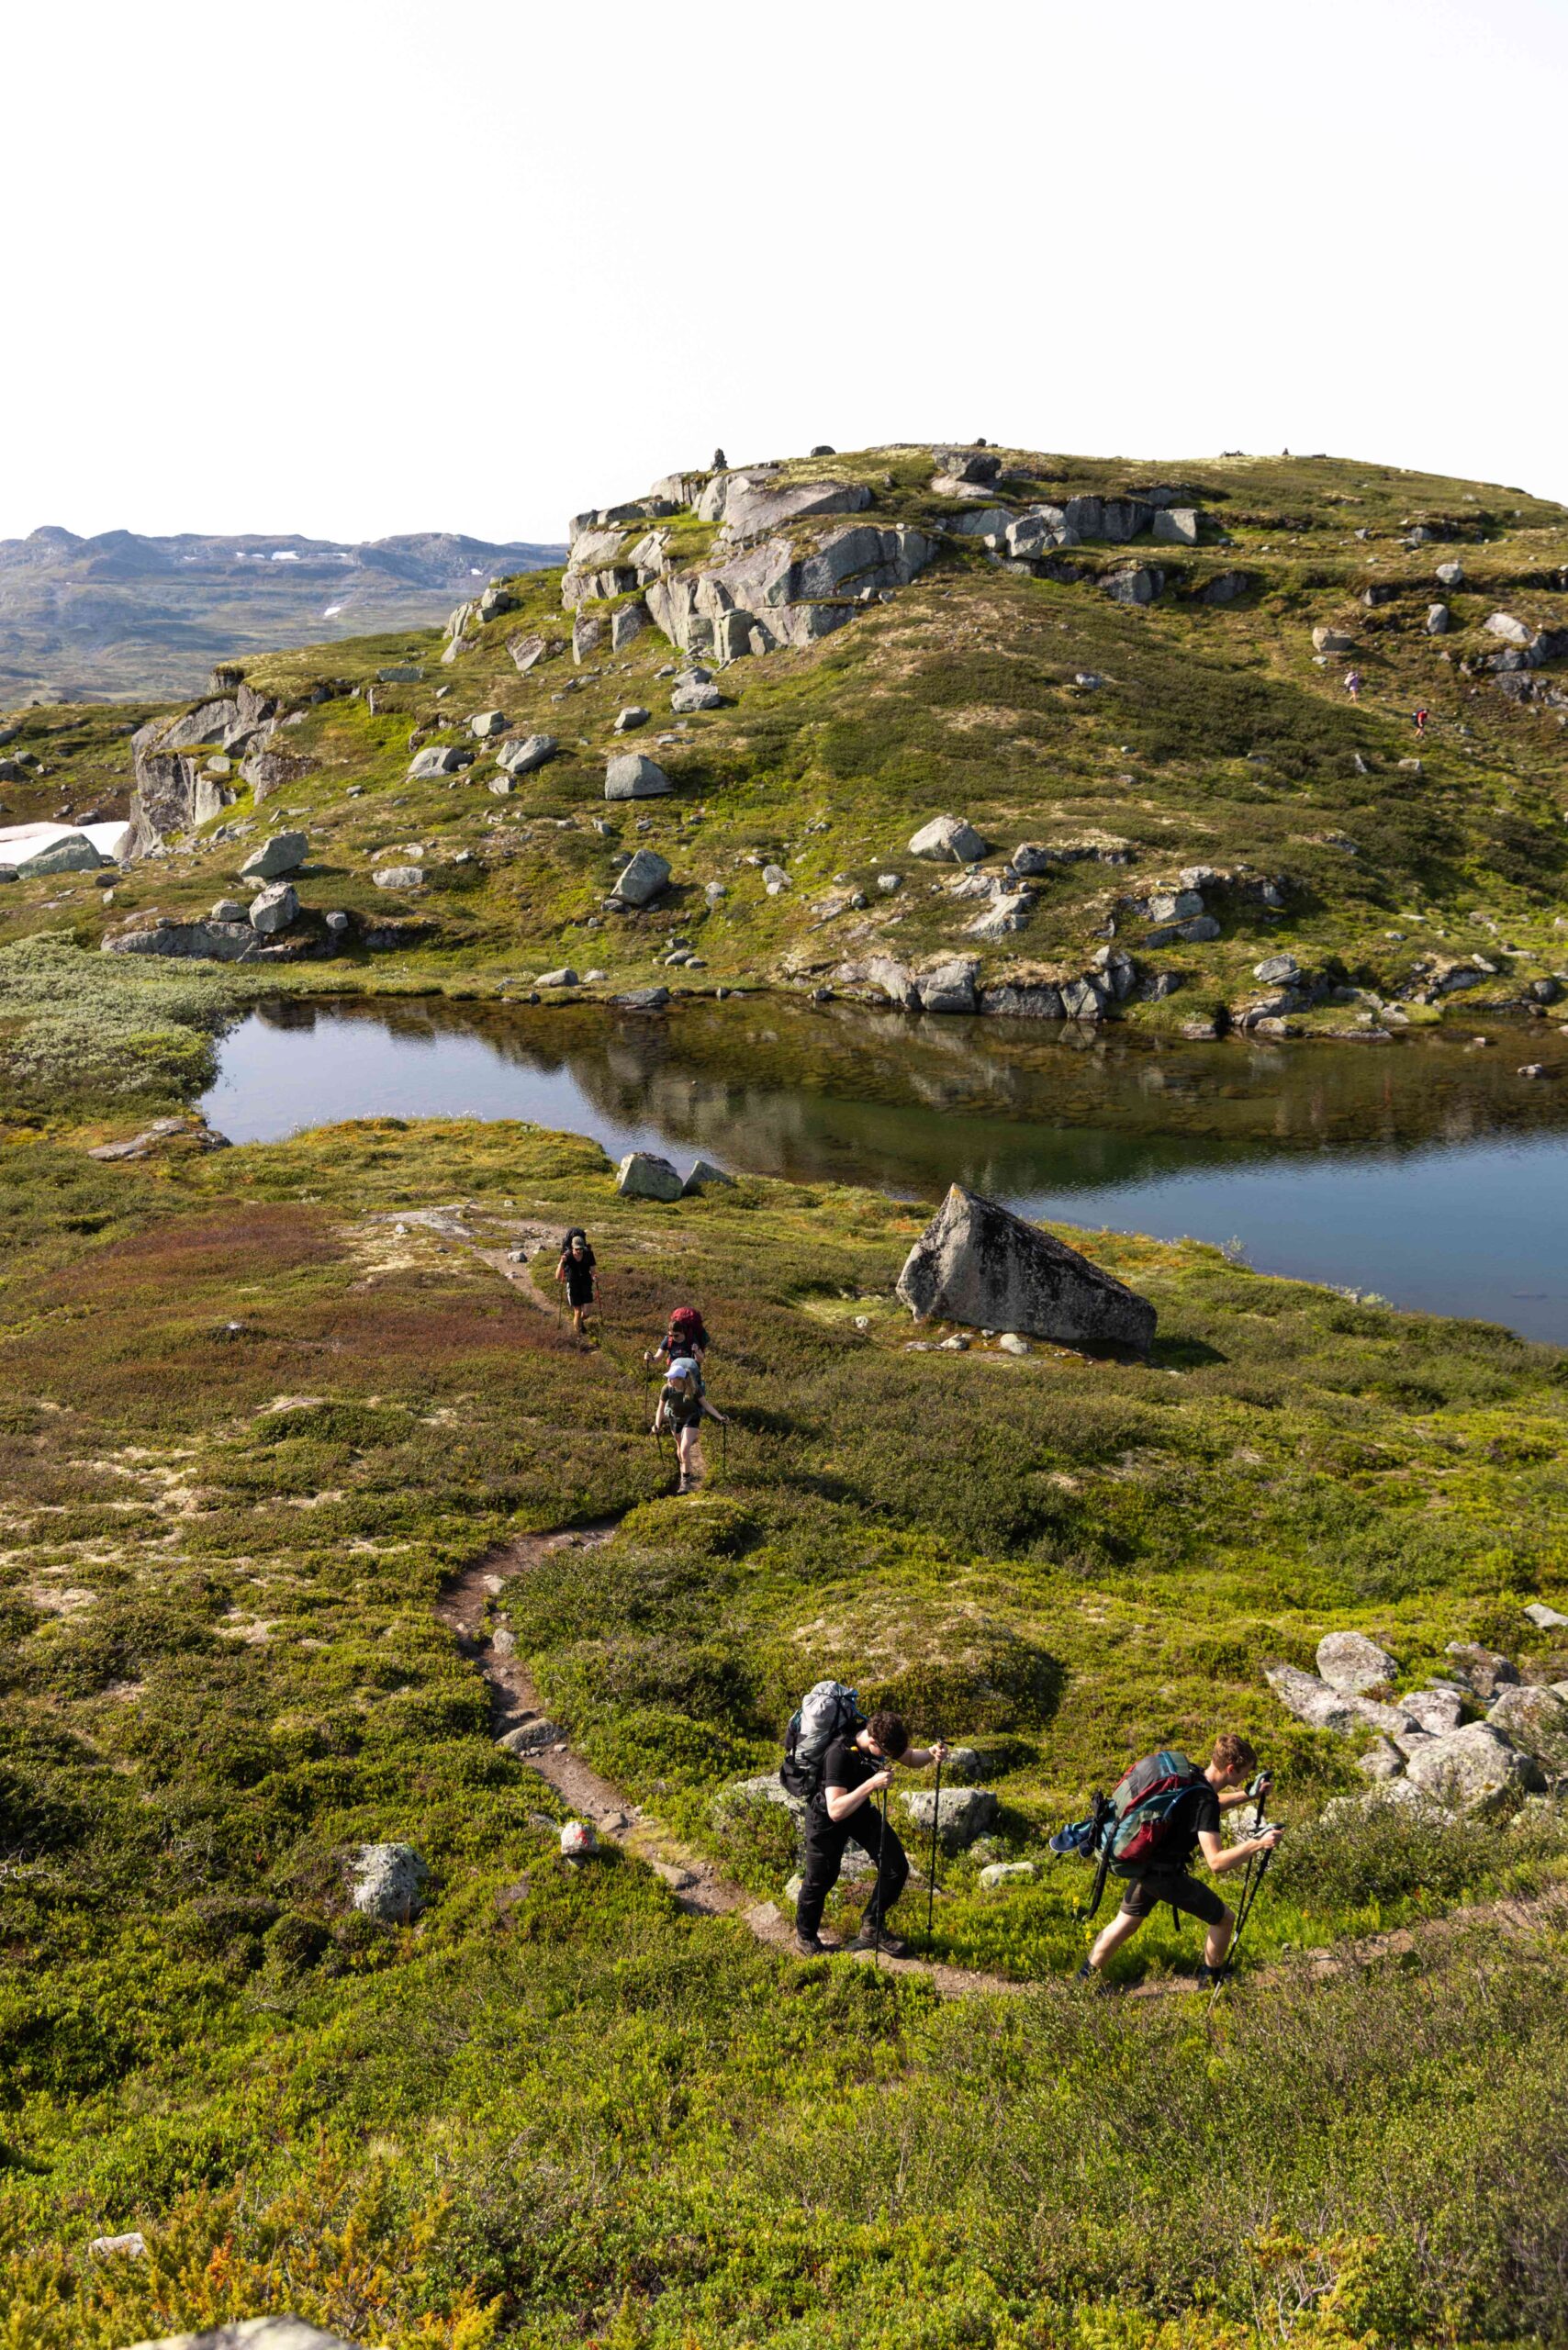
[203,996,1568,1341]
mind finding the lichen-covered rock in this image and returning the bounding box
[1316,1630,1399,1695]
[1266,1663,1362,1735]
[409,744,465,779]
[1403,1722,1538,1816]
[16,830,106,877]
[238,831,307,882]
[979,1860,1037,1887]
[682,1158,735,1194]
[608,847,670,906]
[497,732,559,775]
[1403,1687,1466,1735]
[1486,1684,1568,1776]
[1445,1643,1519,1699]
[899,1785,999,1852]
[909,813,988,862]
[897,1183,1156,1353]
[347,1841,429,1922]
[248,882,298,934]
[118,2320,362,2348]
[605,752,672,801]
[917,956,980,1013]
[616,1151,683,1201]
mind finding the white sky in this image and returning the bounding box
[6,0,1565,546]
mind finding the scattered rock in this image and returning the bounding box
[613,985,670,1010]
[909,813,989,863]
[672,675,723,713]
[1265,1662,1362,1736]
[997,1332,1031,1356]
[508,632,554,674]
[497,732,560,776]
[470,710,508,738]
[1104,565,1163,605]
[1435,560,1465,588]
[682,1157,734,1193]
[609,846,671,906]
[1524,1602,1568,1630]
[88,2232,147,2258]
[1403,1688,1466,1735]
[1151,507,1201,544]
[613,706,651,733]
[1484,612,1535,647]
[1427,603,1450,634]
[372,866,424,890]
[899,1785,1000,1852]
[409,744,466,779]
[1199,570,1252,606]
[897,1182,1157,1353]
[605,752,673,801]
[1316,1629,1399,1695]
[16,830,106,877]
[1356,1739,1406,1782]
[347,1841,429,1922]
[536,968,579,989]
[1254,953,1301,985]
[610,600,650,652]
[762,863,791,894]
[616,1150,684,1201]
[238,831,308,882]
[1312,626,1356,655]
[561,1819,599,1859]
[249,881,298,934]
[979,1860,1037,1887]
[918,956,980,1013]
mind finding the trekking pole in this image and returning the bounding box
[874,1783,890,1971]
[1226,1777,1273,1969]
[925,1745,943,1939]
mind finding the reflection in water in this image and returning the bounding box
[202,996,1568,1341]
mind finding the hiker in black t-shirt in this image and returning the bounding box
[794,1709,948,1958]
[554,1229,599,1338]
[1077,1733,1281,1986]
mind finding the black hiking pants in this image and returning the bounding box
[795,1797,908,1939]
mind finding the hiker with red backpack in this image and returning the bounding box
[1068,1734,1280,1986]
[648,1305,709,1371]
[782,1682,948,1958]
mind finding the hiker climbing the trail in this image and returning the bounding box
[647,1304,710,1371]
[652,1352,725,1495]
[1414,703,1429,737]
[1071,1734,1281,1987]
[1344,667,1362,702]
[784,1684,947,1959]
[554,1227,599,1339]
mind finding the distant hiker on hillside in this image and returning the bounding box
[554,1228,599,1338]
[791,1707,948,1959]
[653,1353,725,1494]
[647,1305,709,1369]
[1414,704,1429,737]
[1075,1734,1281,1987]
[1344,668,1362,702]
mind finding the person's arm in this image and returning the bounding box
[700,1396,726,1422]
[903,1740,949,1769]
[823,1770,891,1825]
[555,1255,568,1284]
[653,1393,669,1431]
[1198,1823,1281,1875]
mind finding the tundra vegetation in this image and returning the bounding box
[4,442,1568,2348]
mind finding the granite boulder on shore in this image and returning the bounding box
[896,1184,1157,1353]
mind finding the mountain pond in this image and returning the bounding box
[202,994,1568,1343]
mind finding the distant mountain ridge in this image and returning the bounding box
[0,525,566,700]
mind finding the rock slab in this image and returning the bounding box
[617,1151,684,1201]
[896,1183,1156,1353]
[900,1785,999,1852]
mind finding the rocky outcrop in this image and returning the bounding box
[644,525,935,659]
[102,915,259,962]
[710,474,872,537]
[1316,1630,1399,1695]
[1403,1723,1538,1816]
[897,1183,1157,1353]
[15,830,106,877]
[1486,1684,1568,1777]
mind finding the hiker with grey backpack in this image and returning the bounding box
[782,1681,947,1958]
[1054,1733,1281,1987]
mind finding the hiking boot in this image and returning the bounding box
[1195,1960,1234,1987]
[1072,1961,1110,1993]
[846,1924,909,1957]
[793,1930,828,1957]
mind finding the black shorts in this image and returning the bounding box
[566,1281,594,1307]
[1118,1868,1226,1927]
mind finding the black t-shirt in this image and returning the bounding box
[1148,1780,1221,1874]
[817,1733,879,1810]
[560,1246,596,1298]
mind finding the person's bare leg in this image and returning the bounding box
[1204,1907,1235,1970]
[1087,1908,1143,1971]
[677,1427,697,1491]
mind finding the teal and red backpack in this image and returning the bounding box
[1050,1749,1207,1911]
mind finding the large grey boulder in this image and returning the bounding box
[1403,1722,1537,1816]
[608,847,670,906]
[918,956,980,1013]
[1435,559,1465,588]
[241,747,313,802]
[909,813,988,862]
[347,1841,429,1922]
[1316,1630,1399,1695]
[605,753,673,801]
[498,732,559,775]
[897,1183,1156,1353]
[1265,1663,1362,1736]
[572,610,603,664]
[1152,507,1201,544]
[1137,889,1204,924]
[471,709,508,738]
[1199,570,1252,606]
[1403,1688,1466,1735]
[409,744,465,778]
[933,448,1002,486]
[1486,1684,1568,1776]
[248,882,298,934]
[611,599,650,651]
[616,1151,683,1201]
[1445,1643,1518,1699]
[899,1785,999,1852]
[979,980,1067,1020]
[683,1158,735,1194]
[1426,603,1450,634]
[1104,565,1163,604]
[238,831,307,882]
[1312,626,1356,655]
[718,476,872,536]
[672,673,723,713]
[1484,611,1535,646]
[16,830,106,877]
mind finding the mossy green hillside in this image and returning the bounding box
[5,1109,1568,2344]
[4,447,1568,1024]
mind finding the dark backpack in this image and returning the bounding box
[1104,1749,1206,1876]
[779,1680,864,1799]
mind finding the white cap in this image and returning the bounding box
[666,1356,700,1382]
